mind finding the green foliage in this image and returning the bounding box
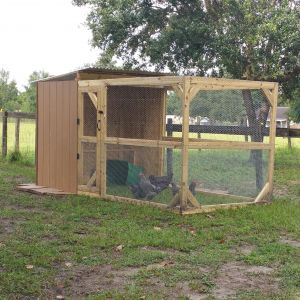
[166,92,181,115]
[8,151,22,162]
[0,69,20,111]
[73,0,300,116]
[19,70,49,112]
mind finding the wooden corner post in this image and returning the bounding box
[98,84,107,198]
[180,78,190,211]
[267,83,278,200]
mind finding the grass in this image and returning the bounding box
[0,147,299,299]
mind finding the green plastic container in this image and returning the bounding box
[106,160,143,185]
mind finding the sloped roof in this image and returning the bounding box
[36,67,171,82]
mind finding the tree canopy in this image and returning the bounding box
[0,69,19,111]
[73,0,300,81]
[19,71,49,112]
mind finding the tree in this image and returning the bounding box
[73,0,300,82]
[20,71,49,112]
[0,69,19,111]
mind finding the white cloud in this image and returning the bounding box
[0,0,98,90]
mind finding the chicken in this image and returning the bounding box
[129,173,158,200]
[149,172,173,192]
[189,181,197,196]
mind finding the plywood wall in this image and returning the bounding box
[37,81,77,192]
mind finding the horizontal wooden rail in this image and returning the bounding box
[0,111,36,120]
[166,123,300,138]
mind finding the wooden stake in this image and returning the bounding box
[15,118,20,152]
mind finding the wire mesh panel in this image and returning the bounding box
[188,148,269,205]
[189,89,270,142]
[106,144,182,206]
[83,93,97,137]
[165,90,183,138]
[78,92,98,191]
[79,141,97,188]
[107,86,165,140]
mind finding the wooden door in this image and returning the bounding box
[77,90,100,193]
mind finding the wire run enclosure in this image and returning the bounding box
[77,76,278,215]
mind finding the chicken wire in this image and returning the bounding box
[188,148,269,204]
[106,144,182,205]
[106,86,165,139]
[83,93,97,137]
[189,89,270,142]
[79,92,97,188]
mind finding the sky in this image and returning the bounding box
[0,0,99,90]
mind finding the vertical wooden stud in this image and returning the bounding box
[180,78,190,211]
[98,84,107,198]
[77,92,84,187]
[267,84,278,199]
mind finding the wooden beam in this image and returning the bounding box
[254,182,270,203]
[171,83,184,99]
[180,78,190,210]
[190,77,276,90]
[87,92,97,109]
[262,89,274,107]
[188,140,271,150]
[86,171,96,188]
[78,76,184,88]
[105,137,182,148]
[195,188,254,202]
[99,85,107,198]
[181,202,267,215]
[105,194,169,209]
[267,84,279,198]
[187,190,201,208]
[77,92,84,185]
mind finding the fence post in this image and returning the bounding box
[2,111,8,157]
[287,120,292,149]
[15,117,20,152]
[166,118,173,178]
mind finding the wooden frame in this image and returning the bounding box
[77,76,278,215]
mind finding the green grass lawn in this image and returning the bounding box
[0,148,300,299]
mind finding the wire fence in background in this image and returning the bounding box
[0,111,299,167]
[0,112,36,164]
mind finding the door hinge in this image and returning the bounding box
[77,118,80,125]
[77,153,80,160]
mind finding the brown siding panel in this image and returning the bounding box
[37,80,77,193]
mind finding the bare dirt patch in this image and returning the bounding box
[213,262,278,299]
[279,238,300,248]
[232,244,256,256]
[273,186,289,197]
[52,264,140,298]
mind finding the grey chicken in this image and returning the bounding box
[189,181,197,196]
[149,172,173,192]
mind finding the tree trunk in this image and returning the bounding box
[242,90,269,191]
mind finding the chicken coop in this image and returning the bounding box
[35,69,278,214]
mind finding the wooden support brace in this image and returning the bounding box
[172,84,184,99]
[254,182,270,203]
[262,89,274,107]
[87,92,97,108]
[187,190,201,208]
[86,171,97,188]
